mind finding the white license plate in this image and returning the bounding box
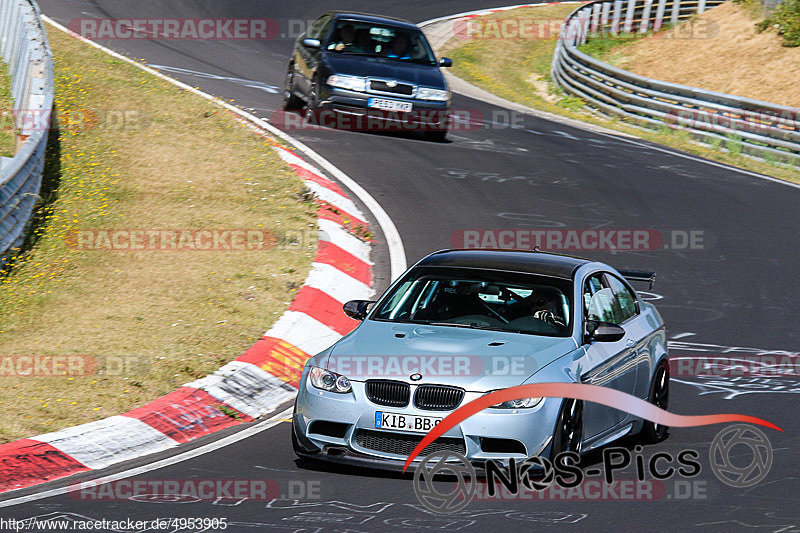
[375,411,442,433]
[368,98,412,112]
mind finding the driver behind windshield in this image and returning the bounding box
[329,23,356,51]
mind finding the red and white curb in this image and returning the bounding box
[0,144,374,493]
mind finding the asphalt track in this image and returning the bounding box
[3,1,799,531]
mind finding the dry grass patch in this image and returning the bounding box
[0,27,318,442]
[610,2,800,107]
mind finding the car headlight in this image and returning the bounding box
[326,74,367,92]
[487,391,543,409]
[416,87,450,101]
[309,366,352,393]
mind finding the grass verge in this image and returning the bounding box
[0,64,14,158]
[0,26,318,442]
[441,5,800,184]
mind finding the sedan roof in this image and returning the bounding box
[417,249,592,280]
[329,11,419,31]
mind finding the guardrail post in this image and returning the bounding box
[624,0,637,33]
[591,3,601,34]
[654,0,668,30]
[612,0,623,34]
[601,2,611,35]
[698,0,707,13]
[671,0,681,24]
[640,0,654,32]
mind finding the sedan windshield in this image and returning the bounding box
[326,20,437,65]
[372,267,573,337]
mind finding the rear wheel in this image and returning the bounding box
[641,361,670,443]
[551,398,582,464]
[282,64,304,110]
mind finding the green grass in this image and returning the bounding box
[0,25,317,442]
[756,0,800,46]
[0,64,14,158]
[442,6,800,183]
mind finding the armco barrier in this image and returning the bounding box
[551,0,800,163]
[0,0,53,259]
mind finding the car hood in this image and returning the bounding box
[324,320,578,391]
[324,53,446,88]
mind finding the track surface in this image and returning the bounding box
[4,1,799,530]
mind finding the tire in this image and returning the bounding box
[551,398,583,464]
[641,361,670,443]
[425,128,448,142]
[304,80,322,124]
[282,64,304,110]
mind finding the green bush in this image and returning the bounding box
[756,0,800,47]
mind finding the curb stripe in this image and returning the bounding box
[122,388,252,444]
[289,287,362,336]
[304,262,373,303]
[315,240,372,286]
[291,165,348,197]
[33,417,180,470]
[0,440,89,493]
[317,202,368,232]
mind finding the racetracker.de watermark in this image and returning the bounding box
[68,479,282,501]
[451,17,718,41]
[67,18,280,40]
[452,229,705,251]
[1,109,151,134]
[0,355,149,378]
[65,229,277,251]
[324,355,536,379]
[670,355,800,377]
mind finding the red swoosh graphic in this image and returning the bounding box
[401,383,783,472]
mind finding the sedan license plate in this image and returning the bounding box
[375,411,442,433]
[367,98,412,112]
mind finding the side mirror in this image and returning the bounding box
[585,320,626,343]
[439,57,453,68]
[302,38,321,49]
[343,300,375,321]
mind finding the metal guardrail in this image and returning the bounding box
[552,0,800,163]
[0,0,53,259]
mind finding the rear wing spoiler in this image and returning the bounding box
[617,269,656,290]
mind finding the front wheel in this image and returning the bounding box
[282,64,304,110]
[640,361,670,443]
[551,398,583,464]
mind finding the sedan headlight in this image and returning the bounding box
[487,391,543,409]
[416,87,450,101]
[326,74,367,92]
[309,366,352,393]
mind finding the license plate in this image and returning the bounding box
[375,411,442,433]
[368,98,412,112]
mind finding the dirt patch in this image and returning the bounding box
[613,2,800,107]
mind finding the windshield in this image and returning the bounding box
[325,20,437,65]
[372,267,573,337]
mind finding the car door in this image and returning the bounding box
[294,14,331,95]
[605,273,653,401]
[579,273,639,438]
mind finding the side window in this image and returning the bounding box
[606,274,638,323]
[583,274,621,324]
[307,15,331,40]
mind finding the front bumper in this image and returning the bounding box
[294,377,561,471]
[312,87,450,131]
